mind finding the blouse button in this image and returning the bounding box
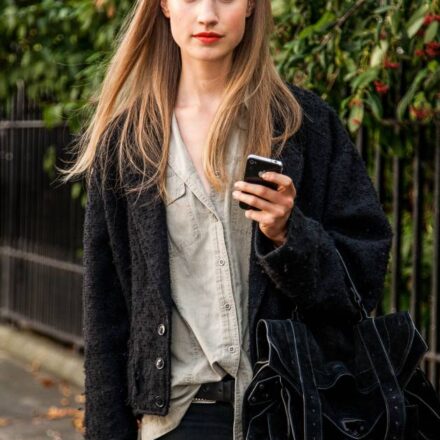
[155,357,165,369]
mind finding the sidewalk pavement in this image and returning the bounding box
[0,324,84,389]
[0,324,85,439]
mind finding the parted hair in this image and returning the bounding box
[60,0,303,200]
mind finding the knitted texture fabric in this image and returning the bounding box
[82,84,393,439]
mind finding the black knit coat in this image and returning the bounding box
[82,84,393,439]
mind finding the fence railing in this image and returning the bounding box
[357,117,440,390]
[0,86,84,347]
[0,86,439,392]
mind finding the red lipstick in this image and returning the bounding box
[193,32,223,44]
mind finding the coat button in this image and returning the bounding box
[154,396,164,408]
[155,357,165,369]
[157,324,166,336]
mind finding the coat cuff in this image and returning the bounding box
[254,204,309,262]
[253,204,359,318]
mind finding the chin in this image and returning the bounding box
[189,49,232,62]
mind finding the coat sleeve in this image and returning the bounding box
[82,164,138,440]
[254,106,393,324]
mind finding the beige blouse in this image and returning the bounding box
[141,112,254,440]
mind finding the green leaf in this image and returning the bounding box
[365,91,383,120]
[390,9,401,35]
[314,11,336,32]
[42,145,57,180]
[348,103,364,133]
[406,3,429,32]
[298,24,315,39]
[42,104,63,127]
[298,11,335,39]
[370,40,389,67]
[424,21,439,44]
[427,60,439,73]
[407,17,424,38]
[374,5,395,14]
[71,182,82,199]
[397,69,429,121]
[351,68,379,90]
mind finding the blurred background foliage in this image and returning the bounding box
[269,0,439,319]
[272,0,439,133]
[0,0,439,318]
[1,0,438,131]
[0,0,132,129]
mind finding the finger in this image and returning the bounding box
[233,181,284,205]
[244,207,274,224]
[262,172,296,196]
[233,190,279,214]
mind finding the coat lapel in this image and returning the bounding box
[126,126,305,317]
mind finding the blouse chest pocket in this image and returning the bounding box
[165,172,201,254]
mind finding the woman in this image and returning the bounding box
[62,1,393,439]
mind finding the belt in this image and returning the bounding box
[193,374,235,404]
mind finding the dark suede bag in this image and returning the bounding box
[243,248,440,440]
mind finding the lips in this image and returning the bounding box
[193,32,223,38]
[193,32,223,44]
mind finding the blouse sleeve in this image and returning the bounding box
[254,106,393,324]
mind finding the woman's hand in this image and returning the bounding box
[232,172,297,248]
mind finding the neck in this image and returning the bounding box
[176,55,232,111]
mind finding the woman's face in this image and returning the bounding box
[160,0,254,63]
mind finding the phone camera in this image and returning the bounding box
[249,159,255,165]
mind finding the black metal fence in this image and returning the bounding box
[0,86,439,391]
[0,86,84,347]
[358,120,440,389]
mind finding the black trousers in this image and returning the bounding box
[156,402,234,440]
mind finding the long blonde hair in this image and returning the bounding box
[60,0,303,201]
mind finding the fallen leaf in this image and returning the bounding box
[74,393,85,404]
[0,418,12,427]
[45,406,81,420]
[60,397,70,406]
[38,377,55,388]
[58,382,72,397]
[72,410,85,434]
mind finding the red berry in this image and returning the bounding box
[425,42,440,58]
[409,106,431,120]
[373,80,389,95]
[423,15,440,26]
[384,59,400,69]
[426,41,440,50]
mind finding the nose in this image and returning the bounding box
[197,0,219,26]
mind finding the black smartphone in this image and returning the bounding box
[239,154,283,210]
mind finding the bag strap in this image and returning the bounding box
[334,247,369,320]
[287,320,323,440]
[356,318,407,440]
